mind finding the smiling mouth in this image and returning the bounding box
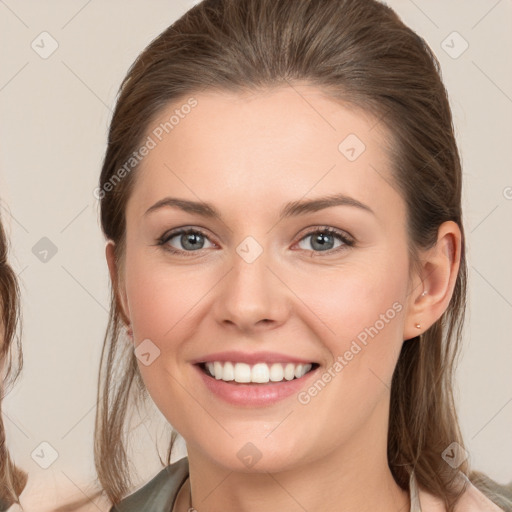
[197,361,319,384]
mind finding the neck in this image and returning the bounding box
[177,404,409,512]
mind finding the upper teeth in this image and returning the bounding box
[205,361,313,383]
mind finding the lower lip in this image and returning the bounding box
[194,364,318,407]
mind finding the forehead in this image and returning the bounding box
[128,85,404,223]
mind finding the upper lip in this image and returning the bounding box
[190,351,317,365]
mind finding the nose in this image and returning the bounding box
[212,246,291,334]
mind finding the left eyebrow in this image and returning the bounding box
[279,193,375,219]
[144,193,375,220]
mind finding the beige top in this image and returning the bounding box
[410,468,423,512]
[415,471,506,512]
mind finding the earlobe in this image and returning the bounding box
[105,240,131,327]
[403,221,462,340]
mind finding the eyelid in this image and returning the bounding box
[293,225,355,254]
[296,225,354,244]
[157,225,355,256]
[157,226,217,250]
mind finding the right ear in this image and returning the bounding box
[105,240,131,327]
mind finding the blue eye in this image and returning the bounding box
[158,228,214,254]
[157,226,354,256]
[296,227,354,254]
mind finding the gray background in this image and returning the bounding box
[1,0,511,507]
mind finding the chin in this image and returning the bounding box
[187,432,313,475]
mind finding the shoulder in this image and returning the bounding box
[110,457,189,512]
[417,477,507,512]
[454,477,510,512]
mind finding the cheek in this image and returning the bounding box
[124,253,209,341]
[290,255,408,435]
[123,252,209,424]
[293,253,408,357]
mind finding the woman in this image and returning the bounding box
[94,0,512,511]
[0,215,26,511]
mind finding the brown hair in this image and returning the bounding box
[94,0,512,510]
[0,213,26,508]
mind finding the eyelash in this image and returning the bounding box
[156,226,355,257]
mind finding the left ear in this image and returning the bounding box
[403,220,462,341]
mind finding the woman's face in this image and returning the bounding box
[114,85,421,472]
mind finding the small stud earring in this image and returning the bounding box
[421,290,428,297]
[415,323,421,329]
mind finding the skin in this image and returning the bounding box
[107,85,461,512]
